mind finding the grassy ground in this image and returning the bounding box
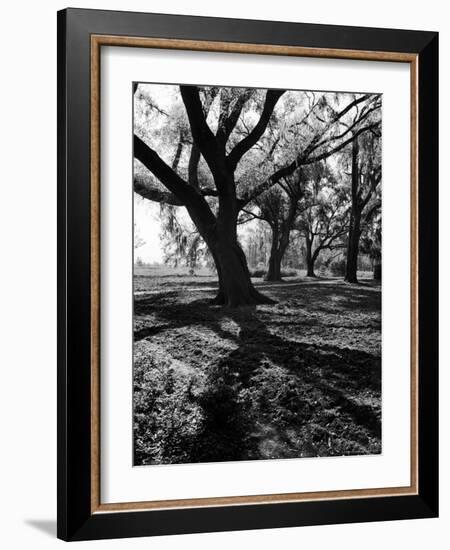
[133,267,381,466]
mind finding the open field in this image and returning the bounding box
[133,266,381,465]
[134,264,374,292]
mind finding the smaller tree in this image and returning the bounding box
[295,164,349,277]
[343,130,381,283]
[240,221,271,269]
[246,171,303,281]
[360,205,382,281]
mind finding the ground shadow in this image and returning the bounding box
[133,281,381,464]
[25,519,56,538]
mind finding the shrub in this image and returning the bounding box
[330,258,346,277]
[250,268,266,278]
[280,268,298,277]
[133,353,203,465]
[250,268,298,278]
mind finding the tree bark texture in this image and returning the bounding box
[305,235,317,277]
[345,210,361,283]
[345,137,362,283]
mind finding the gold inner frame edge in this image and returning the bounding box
[90,34,419,514]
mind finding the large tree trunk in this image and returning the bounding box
[345,211,361,283]
[305,235,316,277]
[265,227,282,282]
[208,194,274,307]
[265,222,291,282]
[373,260,382,281]
[345,136,361,284]
[265,251,282,281]
[210,238,274,307]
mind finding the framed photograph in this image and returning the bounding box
[57,8,438,541]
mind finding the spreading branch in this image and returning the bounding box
[180,86,225,179]
[240,119,379,207]
[134,135,216,226]
[134,173,184,206]
[216,89,254,146]
[227,89,285,171]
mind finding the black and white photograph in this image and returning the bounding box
[1,0,443,545]
[132,83,382,466]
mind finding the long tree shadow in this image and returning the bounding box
[134,283,381,464]
[188,310,380,462]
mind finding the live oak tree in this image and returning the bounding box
[134,85,284,306]
[244,173,304,281]
[359,198,382,280]
[343,129,382,283]
[134,85,381,306]
[295,163,349,277]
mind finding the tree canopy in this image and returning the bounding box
[134,84,381,305]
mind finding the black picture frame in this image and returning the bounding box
[57,7,438,541]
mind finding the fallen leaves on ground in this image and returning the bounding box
[133,277,381,465]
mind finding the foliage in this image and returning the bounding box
[133,83,381,300]
[159,205,211,270]
[134,351,203,464]
[250,267,298,278]
[360,211,382,261]
[293,162,349,275]
[249,268,267,278]
[133,222,146,250]
[240,221,272,268]
[330,258,347,276]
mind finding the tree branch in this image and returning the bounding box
[239,103,379,208]
[332,94,374,122]
[361,169,382,209]
[238,159,297,207]
[302,122,380,165]
[309,104,380,156]
[200,187,220,197]
[179,85,224,179]
[227,89,285,171]
[134,135,216,230]
[134,135,192,200]
[188,144,200,187]
[216,89,253,146]
[133,173,184,206]
[241,207,269,222]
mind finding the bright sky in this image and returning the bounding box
[134,195,164,263]
[134,192,258,265]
